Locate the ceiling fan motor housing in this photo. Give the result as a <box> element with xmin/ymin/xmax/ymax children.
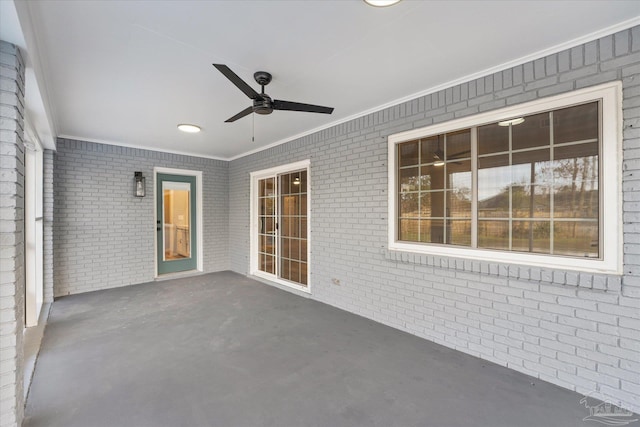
<box><xmin>253</xmin><ymin>95</ymin><xmax>274</xmax><ymax>115</ymax></box>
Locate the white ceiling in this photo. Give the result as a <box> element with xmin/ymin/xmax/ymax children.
<box><xmin>6</xmin><ymin>1</ymin><xmax>640</xmax><ymax>160</ymax></box>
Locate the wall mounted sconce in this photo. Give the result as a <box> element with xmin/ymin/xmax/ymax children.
<box><xmin>134</xmin><ymin>172</ymin><xmax>145</xmax><ymax>197</ymax></box>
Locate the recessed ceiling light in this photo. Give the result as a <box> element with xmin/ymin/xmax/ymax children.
<box><xmin>177</xmin><ymin>124</ymin><xmax>201</xmax><ymax>133</ymax></box>
<box><xmin>498</xmin><ymin>118</ymin><xmax>525</xmax><ymax>127</ymax></box>
<box><xmin>364</xmin><ymin>0</ymin><xmax>402</xmax><ymax>7</ymax></box>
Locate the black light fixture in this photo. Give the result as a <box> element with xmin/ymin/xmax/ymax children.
<box><xmin>293</xmin><ymin>176</ymin><xmax>301</xmax><ymax>185</ymax></box>
<box><xmin>134</xmin><ymin>172</ymin><xmax>145</xmax><ymax>197</ymax></box>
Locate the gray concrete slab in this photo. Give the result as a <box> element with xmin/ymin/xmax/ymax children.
<box><xmin>24</xmin><ymin>272</ymin><xmax>628</xmax><ymax>427</ymax></box>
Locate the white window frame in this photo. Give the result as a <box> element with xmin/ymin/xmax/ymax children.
<box><xmin>250</xmin><ymin>159</ymin><xmax>311</xmax><ymax>293</ymax></box>
<box><xmin>388</xmin><ymin>81</ymin><xmax>622</xmax><ymax>275</ymax></box>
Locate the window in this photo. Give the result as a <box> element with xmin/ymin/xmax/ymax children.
<box><xmin>251</xmin><ymin>160</ymin><xmax>310</xmax><ymax>292</ymax></box>
<box><xmin>389</xmin><ymin>82</ymin><xmax>622</xmax><ymax>274</ymax></box>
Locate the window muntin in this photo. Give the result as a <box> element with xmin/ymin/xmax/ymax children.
<box><xmin>258</xmin><ymin>177</ymin><xmax>276</xmax><ymax>275</ymax></box>
<box><xmin>398</xmin><ymin>130</ymin><xmax>472</xmax><ymax>245</ymax></box>
<box><xmin>389</xmin><ymin>83</ymin><xmax>621</xmax><ymax>274</ymax></box>
<box><xmin>251</xmin><ymin>160</ymin><xmax>311</xmax><ymax>293</ymax></box>
<box><xmin>279</xmin><ymin>170</ymin><xmax>308</xmax><ymax>286</ymax></box>
<box><xmin>397</xmin><ymin>101</ymin><xmax>599</xmax><ymax>258</ymax></box>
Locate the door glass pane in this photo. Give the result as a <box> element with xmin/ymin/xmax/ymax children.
<box><xmin>278</xmin><ymin>170</ymin><xmax>308</xmax><ymax>287</ymax></box>
<box><xmin>257</xmin><ymin>170</ymin><xmax>309</xmax><ymax>287</ymax></box>
<box><xmin>163</xmin><ymin>181</ymin><xmax>191</xmax><ymax>261</ymax></box>
<box><xmin>258</xmin><ymin>178</ymin><xmax>276</xmax><ymax>274</ymax></box>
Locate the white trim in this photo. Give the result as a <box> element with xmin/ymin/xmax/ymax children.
<box><xmin>153</xmin><ymin>167</ymin><xmax>204</xmax><ymax>277</ymax></box>
<box><xmin>16</xmin><ymin>1</ymin><xmax>60</xmax><ymax>140</ymax></box>
<box><xmin>388</xmin><ymin>81</ymin><xmax>622</xmax><ymax>275</ymax></box>
<box><xmin>24</xmin><ymin>142</ymin><xmax>44</xmax><ymax>328</ymax></box>
<box><xmin>249</xmin><ymin>159</ymin><xmax>311</xmax><ymax>294</ymax></box>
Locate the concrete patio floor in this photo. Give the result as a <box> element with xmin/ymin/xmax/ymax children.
<box><xmin>23</xmin><ymin>271</ymin><xmax>619</xmax><ymax>427</ymax></box>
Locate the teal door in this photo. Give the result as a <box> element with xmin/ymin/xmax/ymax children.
<box><xmin>157</xmin><ymin>173</ymin><xmax>197</xmax><ymax>274</ymax></box>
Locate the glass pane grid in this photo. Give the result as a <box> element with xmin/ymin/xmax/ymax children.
<box><xmin>399</xmin><ymin>101</ymin><xmax>600</xmax><ymax>259</ymax></box>
<box><xmin>257</xmin><ymin>171</ymin><xmax>309</xmax><ymax>286</ymax></box>
<box><xmin>398</xmin><ymin>131</ymin><xmax>472</xmax><ymax>246</ymax></box>
<box><xmin>258</xmin><ymin>177</ymin><xmax>277</xmax><ymax>275</ymax></box>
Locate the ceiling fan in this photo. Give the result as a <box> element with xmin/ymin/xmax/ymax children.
<box><xmin>213</xmin><ymin>64</ymin><xmax>334</xmax><ymax>123</ymax></box>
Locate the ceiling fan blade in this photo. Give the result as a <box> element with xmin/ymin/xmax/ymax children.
<box><xmin>449</xmin><ymin>149</ymin><xmax>471</xmax><ymax>159</ymax></box>
<box><xmin>225</xmin><ymin>106</ymin><xmax>254</xmax><ymax>123</ymax></box>
<box><xmin>213</xmin><ymin>64</ymin><xmax>262</xmax><ymax>100</ymax></box>
<box><xmin>273</xmin><ymin>100</ymin><xmax>334</xmax><ymax>114</ymax></box>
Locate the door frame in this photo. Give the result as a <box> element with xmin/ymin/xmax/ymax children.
<box><xmin>249</xmin><ymin>159</ymin><xmax>311</xmax><ymax>293</ymax></box>
<box><xmin>24</xmin><ymin>132</ymin><xmax>44</xmax><ymax>327</ymax></box>
<box><xmin>153</xmin><ymin>167</ymin><xmax>203</xmax><ymax>277</ymax></box>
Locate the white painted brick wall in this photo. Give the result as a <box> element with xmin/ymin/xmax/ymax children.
<box><xmin>53</xmin><ymin>140</ymin><xmax>229</xmax><ymax>296</ymax></box>
<box><xmin>229</xmin><ymin>27</ymin><xmax>640</xmax><ymax>412</ymax></box>
<box><xmin>0</xmin><ymin>41</ymin><xmax>25</xmax><ymax>427</ymax></box>
<box><xmin>43</xmin><ymin>150</ymin><xmax>53</xmax><ymax>303</ymax></box>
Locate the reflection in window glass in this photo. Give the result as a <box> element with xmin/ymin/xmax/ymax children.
<box><xmin>478</xmin><ymin>155</ymin><xmax>510</xmax><ymax>219</ymax></box>
<box><xmin>478</xmin><ymin>123</ymin><xmax>508</xmax><ymax>155</ymax></box>
<box><xmin>554</xmin><ymin>103</ymin><xmax>598</xmax><ymax>144</ymax></box>
<box><xmin>398</xmin><ymin>131</ymin><xmax>472</xmax><ymax>246</ymax></box>
<box><xmin>258</xmin><ymin>177</ymin><xmax>277</xmax><ymax>275</ymax></box>
<box><xmin>512</xmin><ymin>220</ymin><xmax>550</xmax><ymax>253</ymax></box>
<box><xmin>163</xmin><ymin>183</ymin><xmax>191</xmax><ymax>261</ymax></box>
<box><xmin>399</xmin><ymin>141</ymin><xmax>419</xmax><ymax>166</ymax></box>
<box><xmin>554</xmin><ymin>221</ymin><xmax>598</xmax><ymax>257</ymax></box>
<box><xmin>512</xmin><ymin>112</ymin><xmax>549</xmax><ymax>151</ymax></box>
<box><xmin>447</xmin><ymin>220</ymin><xmax>471</xmax><ymax>246</ymax></box>
<box><xmin>279</xmin><ymin>170</ymin><xmax>308</xmax><ymax>286</ymax></box>
<box><xmin>478</xmin><ymin>220</ymin><xmax>509</xmax><ymax>250</ymax></box>
<box><xmin>397</xmin><ymin>100</ymin><xmax>600</xmax><ymax>259</ymax></box>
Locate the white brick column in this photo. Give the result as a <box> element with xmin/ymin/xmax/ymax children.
<box><xmin>43</xmin><ymin>150</ymin><xmax>54</xmax><ymax>303</ymax></box>
<box><xmin>0</xmin><ymin>40</ymin><xmax>26</xmax><ymax>427</ymax></box>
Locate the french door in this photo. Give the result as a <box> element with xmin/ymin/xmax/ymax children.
<box><xmin>252</xmin><ymin>161</ymin><xmax>310</xmax><ymax>290</ymax></box>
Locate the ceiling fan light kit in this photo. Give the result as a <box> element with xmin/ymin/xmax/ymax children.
<box><xmin>213</xmin><ymin>64</ymin><xmax>334</xmax><ymax>123</ymax></box>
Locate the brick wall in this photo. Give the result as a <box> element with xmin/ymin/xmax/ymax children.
<box><xmin>53</xmin><ymin>139</ymin><xmax>229</xmax><ymax>296</ymax></box>
<box><xmin>229</xmin><ymin>27</ymin><xmax>640</xmax><ymax>412</ymax></box>
<box><xmin>43</xmin><ymin>149</ymin><xmax>53</xmax><ymax>303</ymax></box>
<box><xmin>0</xmin><ymin>41</ymin><xmax>25</xmax><ymax>427</ymax></box>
